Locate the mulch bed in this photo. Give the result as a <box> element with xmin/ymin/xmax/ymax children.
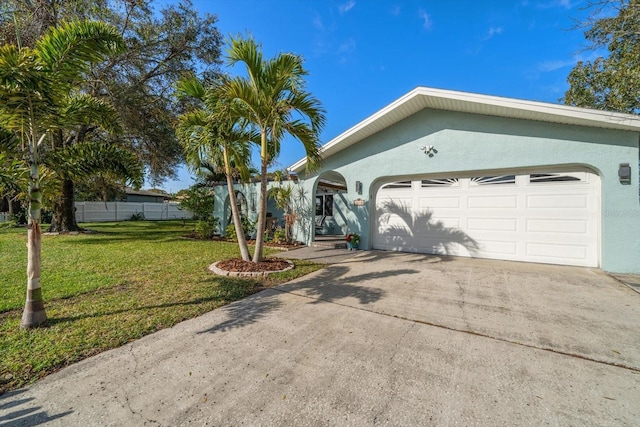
<box><xmin>216</xmin><ymin>257</ymin><xmax>293</xmax><ymax>273</ymax></box>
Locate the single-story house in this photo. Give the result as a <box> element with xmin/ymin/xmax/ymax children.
<box><xmin>214</xmin><ymin>87</ymin><xmax>640</xmax><ymax>273</ymax></box>
<box><xmin>123</xmin><ymin>188</ymin><xmax>171</xmax><ymax>203</ymax></box>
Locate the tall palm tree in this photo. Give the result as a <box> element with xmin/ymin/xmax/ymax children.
<box><xmin>176</xmin><ymin>74</ymin><xmax>256</xmax><ymax>261</ymax></box>
<box><xmin>0</xmin><ymin>20</ymin><xmax>124</xmax><ymax>328</ymax></box>
<box><xmin>227</xmin><ymin>36</ymin><xmax>325</xmax><ymax>262</ymax></box>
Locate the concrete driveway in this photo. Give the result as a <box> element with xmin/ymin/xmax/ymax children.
<box><xmin>2</xmin><ymin>251</ymin><xmax>640</xmax><ymax>426</ymax></box>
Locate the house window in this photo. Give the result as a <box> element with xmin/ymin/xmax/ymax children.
<box><xmin>529</xmin><ymin>173</ymin><xmax>583</xmax><ymax>183</ymax></box>
<box><xmin>316</xmin><ymin>194</ymin><xmax>334</xmax><ymax>216</ymax></box>
<box><xmin>381</xmin><ymin>181</ymin><xmax>412</xmax><ymax>190</ymax></box>
<box><xmin>421</xmin><ymin>178</ymin><xmax>459</xmax><ymax>187</ymax></box>
<box><xmin>470</xmin><ymin>175</ymin><xmax>516</xmax><ymax>185</ymax></box>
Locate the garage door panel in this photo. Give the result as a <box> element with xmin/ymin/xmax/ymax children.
<box><xmin>468</xmin><ymin>195</ymin><xmax>518</xmax><ymax>208</ymax></box>
<box><xmin>476</xmin><ymin>240</ymin><xmax>518</xmax><ymax>257</ymax></box>
<box><xmin>418</xmin><ymin>197</ymin><xmax>460</xmax><ymax>208</ymax></box>
<box><xmin>416</xmin><ymin>217</ymin><xmax>461</xmax><ymax>229</ymax></box>
<box><xmin>414</xmin><ymin>239</ymin><xmax>467</xmax><ymax>256</ymax></box>
<box><xmin>525</xmin><ymin>242</ymin><xmax>588</xmax><ymax>261</ymax></box>
<box><xmin>526</xmin><ymin>194</ymin><xmax>589</xmax><ymax>209</ymax></box>
<box><xmin>526</xmin><ymin>218</ymin><xmax>588</xmax><ymax>234</ymax></box>
<box><xmin>375</xmin><ymin>170</ymin><xmax>599</xmax><ymax>267</ymax></box>
<box><xmin>467</xmin><ymin>218</ymin><xmax>518</xmax><ymax>232</ymax></box>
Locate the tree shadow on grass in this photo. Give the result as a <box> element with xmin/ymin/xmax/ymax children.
<box><xmin>45</xmin><ymin>277</ymin><xmax>261</xmax><ymax>325</ymax></box>
<box><xmin>0</xmin><ymin>389</ymin><xmax>73</xmax><ymax>425</ymax></box>
<box><xmin>62</xmin><ymin>233</ymin><xmax>190</xmax><ymax>245</ymax></box>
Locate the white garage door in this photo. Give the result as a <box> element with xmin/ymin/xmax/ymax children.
<box><xmin>374</xmin><ymin>171</ymin><xmax>599</xmax><ymax>267</ymax></box>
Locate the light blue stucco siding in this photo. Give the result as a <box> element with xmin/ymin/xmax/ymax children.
<box><xmin>296</xmin><ymin>108</ymin><xmax>640</xmax><ymax>273</ymax></box>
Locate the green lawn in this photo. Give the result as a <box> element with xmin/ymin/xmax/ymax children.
<box><xmin>0</xmin><ymin>220</ymin><xmax>322</xmax><ymax>393</ymax></box>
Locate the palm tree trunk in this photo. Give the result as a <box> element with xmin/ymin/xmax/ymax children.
<box><xmin>224</xmin><ymin>151</ymin><xmax>251</xmax><ymax>261</ymax></box>
<box><xmin>21</xmin><ymin>156</ymin><xmax>47</xmax><ymax>328</ymax></box>
<box><xmin>49</xmin><ymin>178</ymin><xmax>82</xmax><ymax>232</ymax></box>
<box><xmin>252</xmin><ymin>156</ymin><xmax>268</xmax><ymax>263</ymax></box>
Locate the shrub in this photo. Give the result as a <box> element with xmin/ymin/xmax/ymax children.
<box><xmin>225</xmin><ymin>216</ymin><xmax>255</xmax><ymax>241</ymax></box>
<box><xmin>273</xmin><ymin>226</ymin><xmax>286</xmax><ymax>244</ymax></box>
<box><xmin>195</xmin><ymin>220</ymin><xmax>215</xmax><ymax>239</ymax></box>
<box><xmin>225</xmin><ymin>223</ymin><xmax>238</xmax><ymax>241</ymax></box>
<box><xmin>178</xmin><ymin>186</ymin><xmax>214</xmax><ymax>221</ymax></box>
<box><xmin>130</xmin><ymin>212</ymin><xmax>145</xmax><ymax>221</ymax></box>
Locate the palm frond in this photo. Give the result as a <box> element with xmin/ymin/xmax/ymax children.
<box><xmin>58</xmin><ymin>93</ymin><xmax>123</xmax><ymax>134</ymax></box>
<box><xmin>43</xmin><ymin>142</ymin><xmax>143</xmax><ymax>186</ymax></box>
<box><xmin>36</xmin><ymin>20</ymin><xmax>125</xmax><ymax>83</ymax></box>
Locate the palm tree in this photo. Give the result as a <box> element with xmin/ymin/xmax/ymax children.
<box><xmin>226</xmin><ymin>36</ymin><xmax>325</xmax><ymax>262</ymax></box>
<box><xmin>176</xmin><ymin>74</ymin><xmax>256</xmax><ymax>261</ymax></box>
<box><xmin>0</xmin><ymin>20</ymin><xmax>124</xmax><ymax>328</ymax></box>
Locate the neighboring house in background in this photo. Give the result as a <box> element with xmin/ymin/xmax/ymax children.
<box><xmin>123</xmin><ymin>188</ymin><xmax>171</xmax><ymax>203</ymax></box>
<box><xmin>214</xmin><ymin>87</ymin><xmax>640</xmax><ymax>274</ymax></box>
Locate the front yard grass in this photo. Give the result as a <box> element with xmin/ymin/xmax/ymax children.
<box><xmin>0</xmin><ymin>220</ymin><xmax>322</xmax><ymax>393</ymax></box>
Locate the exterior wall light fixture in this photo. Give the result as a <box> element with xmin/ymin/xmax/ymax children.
<box><xmin>619</xmin><ymin>163</ymin><xmax>631</xmax><ymax>185</ymax></box>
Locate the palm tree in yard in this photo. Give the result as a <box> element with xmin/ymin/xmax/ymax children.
<box><xmin>176</xmin><ymin>74</ymin><xmax>256</xmax><ymax>261</ymax></box>
<box><xmin>0</xmin><ymin>20</ymin><xmax>124</xmax><ymax>328</ymax></box>
<box><xmin>227</xmin><ymin>35</ymin><xmax>326</xmax><ymax>263</ymax></box>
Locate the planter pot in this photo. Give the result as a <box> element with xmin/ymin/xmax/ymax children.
<box><xmin>347</xmin><ymin>242</ymin><xmax>359</xmax><ymax>251</ymax></box>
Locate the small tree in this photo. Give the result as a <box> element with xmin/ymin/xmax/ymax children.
<box><xmin>179</xmin><ymin>185</ymin><xmax>215</xmax><ymax>221</ymax></box>
<box><xmin>0</xmin><ymin>20</ymin><xmax>125</xmax><ymax>328</ymax></box>
<box><xmin>268</xmin><ymin>174</ymin><xmax>298</xmax><ymax>244</ymax></box>
<box><xmin>178</xmin><ymin>185</ymin><xmax>219</xmax><ymax>238</ymax></box>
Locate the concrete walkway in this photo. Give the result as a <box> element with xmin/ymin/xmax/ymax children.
<box><xmin>2</xmin><ymin>251</ymin><xmax>640</xmax><ymax>426</ymax></box>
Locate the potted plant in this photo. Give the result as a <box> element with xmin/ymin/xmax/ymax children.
<box><xmin>346</xmin><ymin>233</ymin><xmax>360</xmax><ymax>250</ymax></box>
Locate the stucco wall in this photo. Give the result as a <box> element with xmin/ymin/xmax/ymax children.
<box><xmin>296</xmin><ymin>108</ymin><xmax>640</xmax><ymax>273</ymax></box>
<box><xmin>213</xmin><ymin>181</ymin><xmax>291</xmax><ymax>237</ymax></box>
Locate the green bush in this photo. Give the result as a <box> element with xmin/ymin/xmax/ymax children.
<box><xmin>130</xmin><ymin>212</ymin><xmax>145</xmax><ymax>221</ymax></box>
<box><xmin>195</xmin><ymin>220</ymin><xmax>214</xmax><ymax>238</ymax></box>
<box><xmin>224</xmin><ymin>216</ymin><xmax>254</xmax><ymax>241</ymax></box>
<box><xmin>178</xmin><ymin>186</ymin><xmax>214</xmax><ymax>221</ymax></box>
<box><xmin>273</xmin><ymin>226</ymin><xmax>286</xmax><ymax>244</ymax></box>
<box><xmin>225</xmin><ymin>223</ymin><xmax>238</xmax><ymax>241</ymax></box>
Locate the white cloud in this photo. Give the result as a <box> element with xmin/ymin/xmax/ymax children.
<box><xmin>537</xmin><ymin>58</ymin><xmax>576</xmax><ymax>72</ymax></box>
<box><xmin>312</xmin><ymin>12</ymin><xmax>324</xmax><ymax>31</ymax></box>
<box><xmin>337</xmin><ymin>38</ymin><xmax>356</xmax><ymax>54</ymax></box>
<box><xmin>537</xmin><ymin>51</ymin><xmax>603</xmax><ymax>73</ymax></box>
<box><xmin>419</xmin><ymin>9</ymin><xmax>432</xmax><ymax>30</ymax></box>
<box><xmin>535</xmin><ymin>0</ymin><xmax>578</xmax><ymax>9</ymax></box>
<box><xmin>483</xmin><ymin>26</ymin><xmax>503</xmax><ymax>40</ymax></box>
<box><xmin>338</xmin><ymin>0</ymin><xmax>356</xmax><ymax>14</ymax></box>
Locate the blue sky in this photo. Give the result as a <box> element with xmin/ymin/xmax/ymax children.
<box><xmin>161</xmin><ymin>0</ymin><xmax>596</xmax><ymax>192</ymax></box>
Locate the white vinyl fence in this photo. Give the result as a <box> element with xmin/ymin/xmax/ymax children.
<box><xmin>0</xmin><ymin>212</ymin><xmax>10</xmax><ymax>223</ymax></box>
<box><xmin>75</xmin><ymin>202</ymin><xmax>192</xmax><ymax>223</ymax></box>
